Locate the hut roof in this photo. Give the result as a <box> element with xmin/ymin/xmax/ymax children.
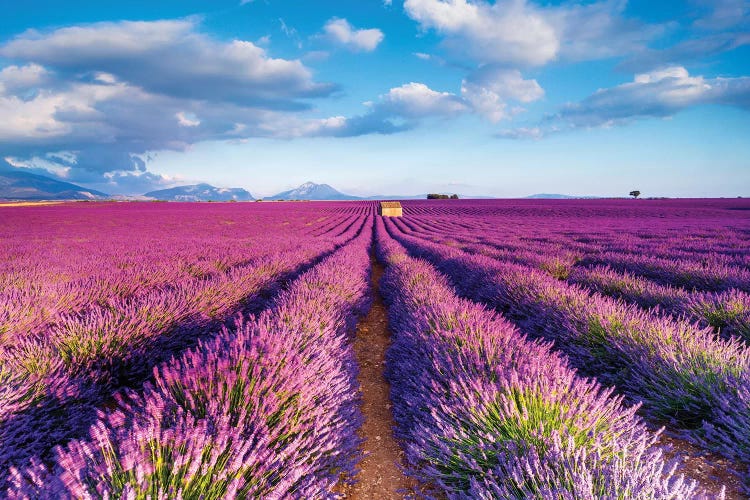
<box><xmin>380</xmin><ymin>201</ymin><xmax>402</xmax><ymax>208</ymax></box>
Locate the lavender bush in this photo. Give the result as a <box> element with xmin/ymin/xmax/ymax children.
<box><xmin>375</xmin><ymin>218</ymin><xmax>694</xmax><ymax>498</ymax></box>
<box><xmin>8</xmin><ymin>216</ymin><xmax>374</xmax><ymax>498</ymax></box>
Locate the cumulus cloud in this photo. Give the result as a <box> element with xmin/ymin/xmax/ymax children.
<box><xmin>405</xmin><ymin>0</ymin><xmax>558</xmax><ymax>66</ymax></box>
<box><xmin>0</xmin><ymin>19</ymin><xmax>345</xmax><ymax>193</ymax></box>
<box><xmin>0</xmin><ymin>64</ymin><xmax>50</xmax><ymax>94</ymax></box>
<box><xmin>461</xmin><ymin>67</ymin><xmax>543</xmax><ymax>122</ymax></box>
<box><xmin>380</xmin><ymin>82</ymin><xmax>467</xmax><ymax>117</ymax></box>
<box><xmin>1</xmin><ymin>19</ymin><xmax>333</xmax><ymax>108</ymax></box>
<box><xmin>404</xmin><ymin>0</ymin><xmax>662</xmax><ymax>66</ymax></box>
<box><xmin>501</xmin><ymin>66</ymin><xmax>750</xmax><ymax>138</ymax></box>
<box><xmin>318</xmin><ymin>75</ymin><xmax>543</xmax><ymax>136</ymax></box>
<box><xmin>555</xmin><ymin>66</ymin><xmax>750</xmax><ymax>127</ymax></box>
<box><xmin>322</xmin><ymin>18</ymin><xmax>384</xmax><ymax>52</ymax></box>
<box><xmin>302</xmin><ymin>82</ymin><xmax>465</xmax><ymax>137</ymax></box>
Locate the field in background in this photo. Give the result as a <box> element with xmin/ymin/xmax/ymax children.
<box><xmin>1</xmin><ymin>198</ymin><xmax>749</xmax><ymax>498</ymax></box>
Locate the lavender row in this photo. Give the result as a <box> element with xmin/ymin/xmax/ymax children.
<box><xmin>569</xmin><ymin>266</ymin><xmax>750</xmax><ymax>343</ymax></box>
<box><xmin>397</xmin><ymin>214</ymin><xmax>750</xmax><ymax>293</ymax></box>
<box><xmin>398</xmin><ymin>220</ymin><xmax>750</xmax><ymax>343</ymax></box>
<box><xmin>393</xmin><ymin>216</ymin><xmax>750</xmax><ymax>344</ymax></box>
<box><xmin>0</xmin><ymin>204</ymin><xmax>354</xmax><ymax>344</ymax></box>
<box><xmin>0</xmin><ymin>236</ymin><xmax>324</xmax><ymax>346</ymax></box>
<box><xmin>0</xmin><ymin>217</ymin><xmax>367</xmax><ymax>484</ymax></box>
<box><xmin>577</xmin><ymin>251</ymin><xmax>750</xmax><ymax>293</ymax></box>
<box><xmin>374</xmin><ymin>218</ymin><xmax>694</xmax><ymax>498</ymax></box>
<box><xmin>8</xmin><ymin>217</ymin><xmax>374</xmax><ymax>498</ymax></box>
<box><xmin>384</xmin><ymin>218</ymin><xmax>750</xmax><ymax>477</ymax></box>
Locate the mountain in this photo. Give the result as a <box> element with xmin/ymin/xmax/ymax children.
<box><xmin>144</xmin><ymin>184</ymin><xmax>254</xmax><ymax>201</ymax></box>
<box><xmin>525</xmin><ymin>193</ymin><xmax>577</xmax><ymax>199</ymax></box>
<box><xmin>363</xmin><ymin>193</ymin><xmax>494</xmax><ymax>200</ymax></box>
<box><xmin>524</xmin><ymin>193</ymin><xmax>600</xmax><ymax>199</ymax></box>
<box><xmin>0</xmin><ymin>169</ymin><xmax>108</xmax><ymax>200</ymax></box>
<box><xmin>269</xmin><ymin>182</ymin><xmax>359</xmax><ymax>200</ymax></box>
<box><xmin>363</xmin><ymin>194</ymin><xmax>425</xmax><ymax>200</ymax></box>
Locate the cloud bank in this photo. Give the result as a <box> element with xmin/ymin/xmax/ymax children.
<box><xmin>0</xmin><ymin>19</ymin><xmax>347</xmax><ymax>193</ymax></box>
<box><xmin>499</xmin><ymin>66</ymin><xmax>750</xmax><ymax>138</ymax></box>
<box><xmin>403</xmin><ymin>0</ymin><xmax>661</xmax><ymax>66</ymax></box>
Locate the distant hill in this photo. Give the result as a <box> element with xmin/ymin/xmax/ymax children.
<box><xmin>365</xmin><ymin>194</ymin><xmax>494</xmax><ymax>200</ymax></box>
<box><xmin>525</xmin><ymin>193</ymin><xmax>577</xmax><ymax>199</ymax></box>
<box><xmin>270</xmin><ymin>182</ymin><xmax>359</xmax><ymax>200</ymax></box>
<box><xmin>363</xmin><ymin>194</ymin><xmax>425</xmax><ymax>200</ymax></box>
<box><xmin>525</xmin><ymin>193</ymin><xmax>600</xmax><ymax>199</ymax></box>
<box><xmin>144</xmin><ymin>184</ymin><xmax>254</xmax><ymax>201</ymax></box>
<box><xmin>0</xmin><ymin>169</ymin><xmax>108</xmax><ymax>200</ymax></box>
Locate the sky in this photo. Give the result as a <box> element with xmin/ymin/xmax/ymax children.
<box><xmin>0</xmin><ymin>0</ymin><xmax>748</xmax><ymax>198</ymax></box>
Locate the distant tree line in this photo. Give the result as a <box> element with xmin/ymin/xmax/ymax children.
<box><xmin>427</xmin><ymin>194</ymin><xmax>459</xmax><ymax>199</ymax></box>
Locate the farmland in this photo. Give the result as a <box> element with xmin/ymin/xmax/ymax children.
<box><xmin>1</xmin><ymin>198</ymin><xmax>750</xmax><ymax>498</ymax></box>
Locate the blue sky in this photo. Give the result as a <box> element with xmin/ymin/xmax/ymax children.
<box><xmin>1</xmin><ymin>0</ymin><xmax>748</xmax><ymax>197</ymax></box>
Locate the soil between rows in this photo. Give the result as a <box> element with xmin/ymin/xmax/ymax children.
<box><xmin>339</xmin><ymin>254</ymin><xmax>421</xmax><ymax>499</ymax></box>
<box><xmin>657</xmin><ymin>432</ymin><xmax>746</xmax><ymax>499</ymax></box>
<box><xmin>339</xmin><ymin>250</ymin><xmax>745</xmax><ymax>499</ymax></box>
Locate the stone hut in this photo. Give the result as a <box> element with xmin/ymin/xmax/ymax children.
<box><xmin>378</xmin><ymin>201</ymin><xmax>402</xmax><ymax>217</ymax></box>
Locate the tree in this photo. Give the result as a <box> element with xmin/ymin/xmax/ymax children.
<box><xmin>629</xmin><ymin>190</ymin><xmax>641</xmax><ymax>199</ymax></box>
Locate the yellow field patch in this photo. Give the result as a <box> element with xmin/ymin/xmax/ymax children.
<box><xmin>0</xmin><ymin>201</ymin><xmax>65</xmax><ymax>207</ymax></box>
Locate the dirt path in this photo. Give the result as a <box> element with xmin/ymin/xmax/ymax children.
<box><xmin>340</xmin><ymin>254</ymin><xmax>421</xmax><ymax>499</ymax></box>
<box><xmin>657</xmin><ymin>432</ymin><xmax>746</xmax><ymax>499</ymax></box>
<box><xmin>340</xmin><ymin>253</ymin><xmax>746</xmax><ymax>499</ymax></box>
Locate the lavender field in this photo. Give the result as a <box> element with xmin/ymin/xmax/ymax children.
<box><xmin>2</xmin><ymin>199</ymin><xmax>750</xmax><ymax>498</ymax></box>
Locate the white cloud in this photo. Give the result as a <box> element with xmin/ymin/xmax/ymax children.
<box><xmin>4</xmin><ymin>155</ymin><xmax>72</xmax><ymax>177</ymax></box>
<box><xmin>549</xmin><ymin>0</ymin><xmax>664</xmax><ymax>62</ymax></box>
<box><xmin>0</xmin><ymin>79</ymin><xmax>129</xmax><ymax>141</ymax></box>
<box><xmin>0</xmin><ymin>63</ymin><xmax>49</xmax><ymax>94</ymax></box>
<box><xmin>404</xmin><ymin>0</ymin><xmax>662</xmax><ymax>66</ymax></box>
<box><xmin>176</xmin><ymin>111</ymin><xmax>201</xmax><ymax>127</ymax></box>
<box><xmin>381</xmin><ymin>82</ymin><xmax>467</xmax><ymax>117</ymax></box>
<box><xmin>93</xmin><ymin>72</ymin><xmax>117</xmax><ymax>84</ymax></box>
<box><xmin>501</xmin><ymin>66</ymin><xmax>750</xmax><ymax>138</ymax></box>
<box><xmin>1</xmin><ymin>19</ymin><xmax>332</xmax><ymax>106</ymax></box>
<box><xmin>404</xmin><ymin>0</ymin><xmax>558</xmax><ymax>66</ymax></box>
<box><xmin>0</xmin><ymin>19</ymin><xmax>344</xmax><ymax>193</ymax></box>
<box><xmin>315</xmin><ymin>74</ymin><xmax>546</xmax><ymax>138</ymax></box>
<box><xmin>461</xmin><ymin>67</ymin><xmax>544</xmax><ymax>121</ymax></box>
<box><xmin>301</xmin><ymin>82</ymin><xmax>469</xmax><ymax>137</ymax></box>
<box><xmin>556</xmin><ymin>66</ymin><xmax>750</xmax><ymax>128</ymax></box>
<box><xmin>323</xmin><ymin>18</ymin><xmax>384</xmax><ymax>52</ymax></box>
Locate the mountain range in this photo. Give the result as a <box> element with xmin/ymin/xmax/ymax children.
<box><xmin>144</xmin><ymin>184</ymin><xmax>254</xmax><ymax>201</ymax></box>
<box><xmin>524</xmin><ymin>193</ymin><xmax>602</xmax><ymax>199</ymax></box>
<box><xmin>1</xmin><ymin>170</ymin><xmax>592</xmax><ymax>202</ymax></box>
<box><xmin>0</xmin><ymin>169</ymin><xmax>108</xmax><ymax>200</ymax></box>
<box><xmin>267</xmin><ymin>182</ymin><xmax>486</xmax><ymax>200</ymax></box>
